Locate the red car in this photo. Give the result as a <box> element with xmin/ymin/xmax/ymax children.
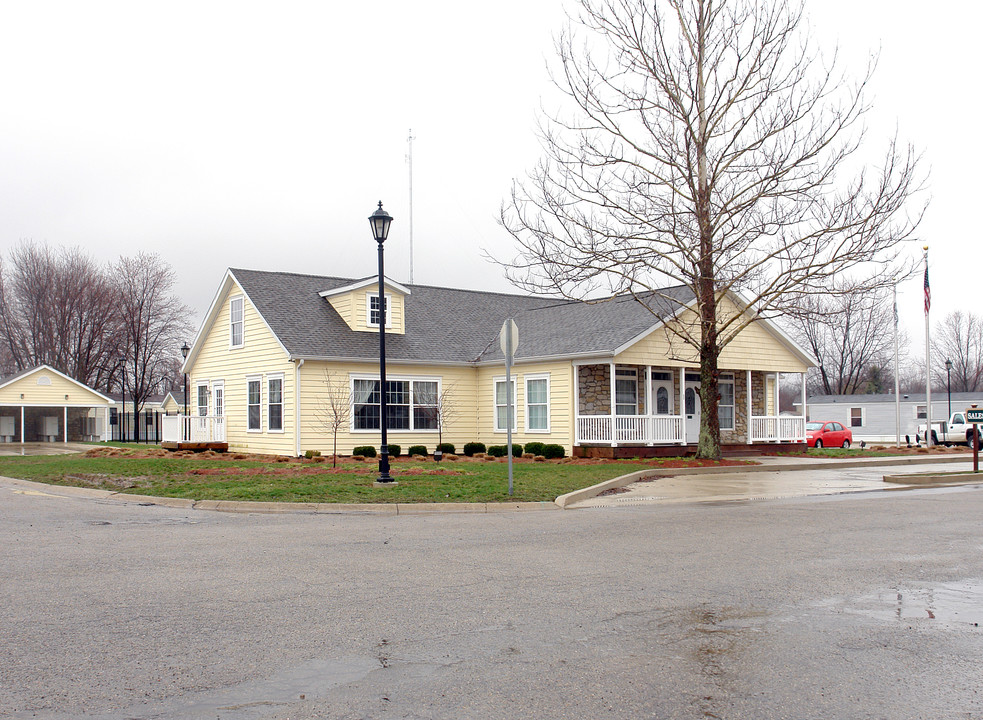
<box><xmin>806</xmin><ymin>421</ymin><xmax>853</xmax><ymax>449</ymax></box>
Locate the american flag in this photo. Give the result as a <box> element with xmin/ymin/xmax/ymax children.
<box><xmin>924</xmin><ymin>264</ymin><xmax>931</xmax><ymax>315</ymax></box>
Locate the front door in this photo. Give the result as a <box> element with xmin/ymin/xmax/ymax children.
<box><xmin>684</xmin><ymin>373</ymin><xmax>701</xmax><ymax>441</ymax></box>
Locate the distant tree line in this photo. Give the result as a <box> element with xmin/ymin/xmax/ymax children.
<box><xmin>0</xmin><ymin>241</ymin><xmax>193</xmax><ymax>414</ymax></box>
<box><xmin>786</xmin><ymin>285</ymin><xmax>983</xmax><ymax>397</ymax></box>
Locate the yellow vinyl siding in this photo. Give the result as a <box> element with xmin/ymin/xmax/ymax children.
<box><xmin>296</xmin><ymin>361</ymin><xmax>477</xmax><ymax>456</ymax></box>
<box><xmin>325</xmin><ymin>293</ymin><xmax>354</xmax><ymax>327</ymax></box>
<box><xmin>189</xmin><ymin>280</ymin><xmax>296</xmax><ymax>455</ymax></box>
<box><xmin>0</xmin><ymin>370</ymin><xmax>107</xmax><ymax>406</ymax></box>
<box><xmin>476</xmin><ymin>360</ymin><xmax>575</xmax><ymax>455</ymax></box>
<box><xmin>616</xmin><ymin>296</ymin><xmax>809</xmax><ymax>373</ymax></box>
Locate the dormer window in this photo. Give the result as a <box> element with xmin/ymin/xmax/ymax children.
<box><xmin>367</xmin><ymin>293</ymin><xmax>392</xmax><ymax>328</ymax></box>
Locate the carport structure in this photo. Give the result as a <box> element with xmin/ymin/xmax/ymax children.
<box><xmin>0</xmin><ymin>365</ymin><xmax>112</xmax><ymax>444</ymax></box>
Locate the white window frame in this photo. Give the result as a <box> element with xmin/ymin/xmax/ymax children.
<box><xmin>366</xmin><ymin>293</ymin><xmax>393</xmax><ymax>329</ymax></box>
<box><xmin>915</xmin><ymin>405</ymin><xmax>927</xmax><ymax>420</ymax></box>
<box><xmin>350</xmin><ymin>374</ymin><xmax>441</xmax><ymax>433</ymax></box>
<box><xmin>267</xmin><ymin>374</ymin><xmax>284</xmax><ymax>433</ymax></box>
<box><xmin>494</xmin><ymin>376</ymin><xmax>517</xmax><ymax>432</ymax></box>
<box><xmin>615</xmin><ymin>367</ymin><xmax>638</xmax><ymax>416</ymax></box>
<box><xmin>524</xmin><ymin>374</ymin><xmax>550</xmax><ymax>433</ymax></box>
<box><xmin>718</xmin><ymin>373</ymin><xmax>735</xmax><ymax>431</ymax></box>
<box><xmin>246</xmin><ymin>375</ymin><xmax>262</xmax><ymax>432</ymax></box>
<box><xmin>850</xmin><ymin>407</ymin><xmax>864</xmax><ymax>428</ymax></box>
<box><xmin>230</xmin><ymin>295</ymin><xmax>244</xmax><ymax>349</ymax></box>
<box><xmin>195</xmin><ymin>381</ymin><xmax>209</xmax><ymax>417</ymax></box>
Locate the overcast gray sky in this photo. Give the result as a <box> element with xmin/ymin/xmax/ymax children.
<box><xmin>1</xmin><ymin>0</ymin><xmax>978</xmax><ymax>356</ymax></box>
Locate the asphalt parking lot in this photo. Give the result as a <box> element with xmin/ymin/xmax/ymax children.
<box><xmin>2</xmin><ymin>460</ymin><xmax>982</xmax><ymax>720</ymax></box>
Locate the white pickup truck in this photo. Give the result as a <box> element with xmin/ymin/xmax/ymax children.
<box><xmin>916</xmin><ymin>411</ymin><xmax>982</xmax><ymax>446</ymax></box>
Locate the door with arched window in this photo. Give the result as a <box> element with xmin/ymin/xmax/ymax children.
<box><xmin>684</xmin><ymin>373</ymin><xmax>701</xmax><ymax>440</ymax></box>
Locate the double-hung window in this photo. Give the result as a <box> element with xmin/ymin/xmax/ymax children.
<box><xmin>230</xmin><ymin>296</ymin><xmax>244</xmax><ymax>348</ymax></box>
<box><xmin>525</xmin><ymin>376</ymin><xmax>549</xmax><ymax>432</ymax></box>
<box><xmin>850</xmin><ymin>407</ymin><xmax>863</xmax><ymax>428</ymax></box>
<box><xmin>196</xmin><ymin>383</ymin><xmax>209</xmax><ymax>417</ymax></box>
<box><xmin>352</xmin><ymin>377</ymin><xmax>440</xmax><ymax>431</ymax></box>
<box><xmin>247</xmin><ymin>377</ymin><xmax>262</xmax><ymax>431</ymax></box>
<box><xmin>367</xmin><ymin>293</ymin><xmax>391</xmax><ymax>328</ymax></box>
<box><xmin>718</xmin><ymin>374</ymin><xmax>735</xmax><ymax>430</ymax></box>
<box><xmin>268</xmin><ymin>376</ymin><xmax>283</xmax><ymax>432</ymax></box>
<box><xmin>494</xmin><ymin>378</ymin><xmax>516</xmax><ymax>432</ymax></box>
<box><xmin>615</xmin><ymin>368</ymin><xmax>638</xmax><ymax>416</ymax></box>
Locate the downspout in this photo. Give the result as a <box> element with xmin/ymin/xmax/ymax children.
<box><xmin>294</xmin><ymin>359</ymin><xmax>305</xmax><ymax>457</ymax></box>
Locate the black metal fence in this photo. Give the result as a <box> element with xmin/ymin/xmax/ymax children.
<box><xmin>110</xmin><ymin>409</ymin><xmax>162</xmax><ymax>443</ymax></box>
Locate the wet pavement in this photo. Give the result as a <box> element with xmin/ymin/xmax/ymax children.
<box><xmin>0</xmin><ymin>441</ymin><xmax>93</xmax><ymax>456</ymax></box>
<box><xmin>565</xmin><ymin>456</ymin><xmax>980</xmax><ymax>508</ymax></box>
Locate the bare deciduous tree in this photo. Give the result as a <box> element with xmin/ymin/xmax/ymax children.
<box><xmin>932</xmin><ymin>311</ymin><xmax>983</xmax><ymax>392</ymax></box>
<box><xmin>115</xmin><ymin>253</ymin><xmax>192</xmax><ymax>428</ymax></box>
<box><xmin>499</xmin><ymin>0</ymin><xmax>924</xmax><ymax>458</ymax></box>
<box><xmin>0</xmin><ymin>242</ymin><xmax>124</xmax><ymax>387</ymax></box>
<box><xmin>790</xmin><ymin>286</ymin><xmax>900</xmax><ymax>396</ymax></box>
<box><xmin>315</xmin><ymin>370</ymin><xmax>352</xmax><ymax>466</ymax></box>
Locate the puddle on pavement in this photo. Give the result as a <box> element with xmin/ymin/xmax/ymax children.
<box><xmin>824</xmin><ymin>579</ymin><xmax>983</xmax><ymax>627</ymax></box>
<box><xmin>119</xmin><ymin>655</ymin><xmax>380</xmax><ymax>719</ymax></box>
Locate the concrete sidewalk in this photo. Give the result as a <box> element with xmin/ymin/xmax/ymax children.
<box><xmin>558</xmin><ymin>454</ymin><xmax>982</xmax><ymax>509</ymax></box>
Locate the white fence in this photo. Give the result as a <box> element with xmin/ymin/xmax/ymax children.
<box><xmin>749</xmin><ymin>415</ymin><xmax>806</xmax><ymax>443</ymax></box>
<box><xmin>577</xmin><ymin>415</ymin><xmax>684</xmax><ymax>445</ymax></box>
<box><xmin>161</xmin><ymin>415</ymin><xmax>227</xmax><ymax>443</ymax></box>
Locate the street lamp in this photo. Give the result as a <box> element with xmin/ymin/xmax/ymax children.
<box><xmin>945</xmin><ymin>358</ymin><xmax>953</xmax><ymax>421</ymax></box>
<box><xmin>181</xmin><ymin>342</ymin><xmax>190</xmax><ymax>443</ymax></box>
<box><xmin>369</xmin><ymin>201</ymin><xmax>395</xmax><ymax>484</ymax></box>
<box><xmin>118</xmin><ymin>355</ymin><xmax>126</xmax><ymax>443</ymax></box>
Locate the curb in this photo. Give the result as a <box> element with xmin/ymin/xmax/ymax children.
<box><xmin>1</xmin><ymin>476</ymin><xmax>558</xmax><ymax>515</ymax></box>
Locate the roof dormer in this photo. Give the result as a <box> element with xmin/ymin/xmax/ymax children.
<box><xmin>319</xmin><ymin>277</ymin><xmax>410</xmax><ymax>334</ymax></box>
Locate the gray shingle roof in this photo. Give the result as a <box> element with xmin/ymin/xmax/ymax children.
<box><xmin>229</xmin><ymin>268</ymin><xmax>695</xmax><ymax>364</ymax></box>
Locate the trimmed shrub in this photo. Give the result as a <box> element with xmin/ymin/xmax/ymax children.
<box><xmin>463</xmin><ymin>442</ymin><xmax>486</xmax><ymax>457</ymax></box>
<box><xmin>352</xmin><ymin>445</ymin><xmax>377</xmax><ymax>458</ymax></box>
<box><xmin>387</xmin><ymin>444</ymin><xmax>401</xmax><ymax>458</ymax></box>
<box><xmin>523</xmin><ymin>441</ymin><xmax>545</xmax><ymax>457</ymax></box>
<box><xmin>542</xmin><ymin>444</ymin><xmax>565</xmax><ymax>459</ymax></box>
<box><xmin>437</xmin><ymin>442</ymin><xmax>456</xmax><ymax>454</ymax></box>
<box><xmin>408</xmin><ymin>445</ymin><xmax>428</xmax><ymax>457</ymax></box>
<box><xmin>487</xmin><ymin>445</ymin><xmax>506</xmax><ymax>457</ymax></box>
<box><xmin>304</xmin><ymin>449</ymin><xmax>321</xmax><ymax>459</ymax></box>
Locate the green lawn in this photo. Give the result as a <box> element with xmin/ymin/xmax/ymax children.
<box><xmin>0</xmin><ymin>446</ymin><xmax>743</xmax><ymax>504</ymax></box>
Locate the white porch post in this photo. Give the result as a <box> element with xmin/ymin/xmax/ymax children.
<box><xmin>573</xmin><ymin>363</ymin><xmax>581</xmax><ymax>446</ymax></box>
<box><xmin>104</xmin><ymin>406</ymin><xmax>110</xmax><ymax>442</ymax></box>
<box><xmin>746</xmin><ymin>369</ymin><xmax>753</xmax><ymax>445</ymax></box>
<box><xmin>645</xmin><ymin>365</ymin><xmax>653</xmax><ymax>446</ymax></box>
<box><xmin>609</xmin><ymin>361</ymin><xmax>617</xmax><ymax>447</ymax></box>
<box><xmin>679</xmin><ymin>368</ymin><xmax>686</xmax><ymax>444</ymax></box>
<box><xmin>63</xmin><ymin>406</ymin><xmax>68</xmax><ymax>443</ymax></box>
<box><xmin>801</xmin><ymin>373</ymin><xmax>807</xmax><ymax>421</ymax></box>
<box><xmin>20</xmin><ymin>405</ymin><xmax>24</xmax><ymax>444</ymax></box>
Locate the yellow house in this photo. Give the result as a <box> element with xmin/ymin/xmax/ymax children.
<box><xmin>171</xmin><ymin>268</ymin><xmax>815</xmax><ymax>457</ymax></box>
<box><xmin>0</xmin><ymin>365</ymin><xmax>113</xmax><ymax>443</ymax></box>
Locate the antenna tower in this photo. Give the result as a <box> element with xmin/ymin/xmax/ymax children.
<box><xmin>407</xmin><ymin>129</ymin><xmax>415</xmax><ymax>284</ymax></box>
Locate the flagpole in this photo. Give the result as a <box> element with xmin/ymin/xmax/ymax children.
<box><xmin>894</xmin><ymin>280</ymin><xmax>900</xmax><ymax>447</ymax></box>
<box><xmin>924</xmin><ymin>246</ymin><xmax>932</xmax><ymax>447</ymax></box>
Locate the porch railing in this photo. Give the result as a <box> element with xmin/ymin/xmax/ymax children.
<box><xmin>750</xmin><ymin>415</ymin><xmax>805</xmax><ymax>443</ymax></box>
<box><xmin>161</xmin><ymin>415</ymin><xmax>227</xmax><ymax>444</ymax></box>
<box><xmin>577</xmin><ymin>415</ymin><xmax>684</xmax><ymax>445</ymax></box>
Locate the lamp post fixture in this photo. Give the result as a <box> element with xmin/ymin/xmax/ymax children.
<box><xmin>181</xmin><ymin>342</ymin><xmax>190</xmax><ymax>443</ymax></box>
<box><xmin>945</xmin><ymin>358</ymin><xmax>953</xmax><ymax>421</ymax></box>
<box><xmin>369</xmin><ymin>201</ymin><xmax>395</xmax><ymax>484</ymax></box>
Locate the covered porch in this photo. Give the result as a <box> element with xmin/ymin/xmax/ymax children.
<box><xmin>574</xmin><ymin>363</ymin><xmax>806</xmax><ymax>448</ymax></box>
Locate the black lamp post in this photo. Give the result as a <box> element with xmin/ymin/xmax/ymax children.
<box><xmin>945</xmin><ymin>358</ymin><xmax>953</xmax><ymax>420</ymax></box>
<box><xmin>118</xmin><ymin>355</ymin><xmax>127</xmax><ymax>443</ymax></box>
<box><xmin>181</xmin><ymin>342</ymin><xmax>190</xmax><ymax>443</ymax></box>
<box><xmin>369</xmin><ymin>201</ymin><xmax>395</xmax><ymax>483</ymax></box>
